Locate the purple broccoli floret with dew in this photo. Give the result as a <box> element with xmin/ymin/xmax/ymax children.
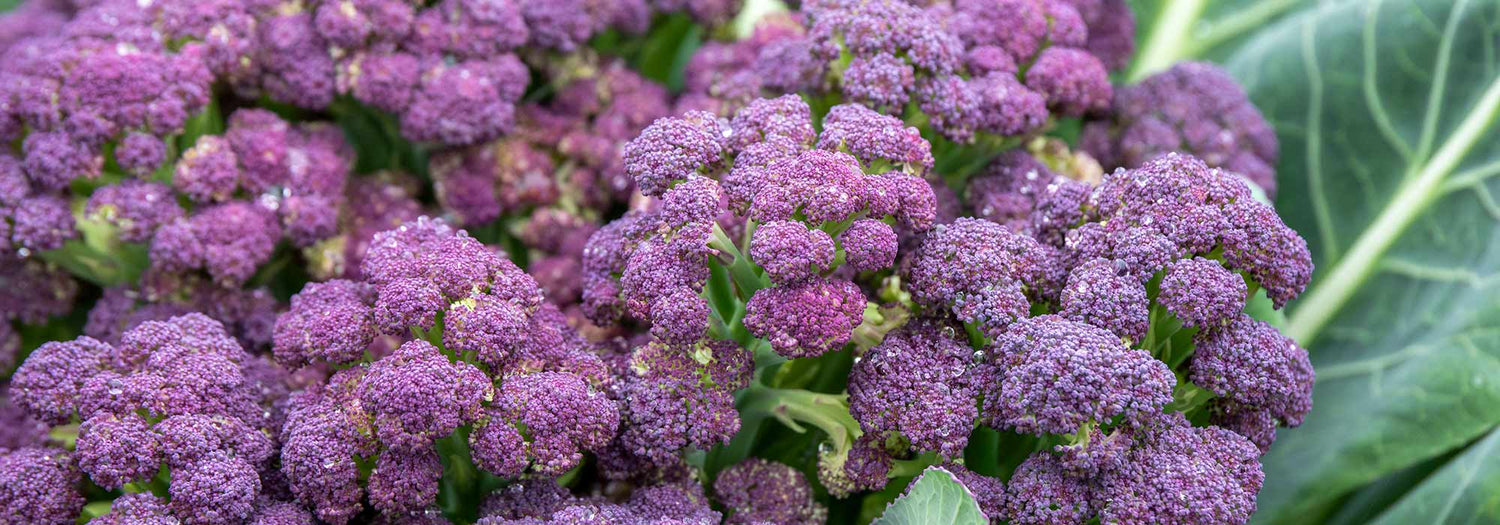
<box><xmin>74</xmin><ymin>412</ymin><xmax>162</xmax><ymax>489</ymax></box>
<box><xmin>749</xmin><ymin>220</ymin><xmax>837</xmax><ymax>285</ymax></box>
<box><xmin>743</xmin><ymin>278</ymin><xmax>867</xmax><ymax>359</ymax></box>
<box><xmin>1094</xmin><ymin>414</ymin><xmax>1264</xmax><ymax>525</ymax></box>
<box><xmin>983</xmin><ymin>315</ymin><xmax>1175</xmax><ymax>436</ymax></box>
<box><xmin>86</xmin><ymin>180</ymin><xmax>184</xmax><ymax>244</ymax></box>
<box><xmin>1082</xmin><ymin>62</ymin><xmax>1280</xmax><ymax>197</ymax></box>
<box><xmin>838</xmin><ymin>219</ymin><xmax>899</xmax><ymax>273</ymax></box>
<box><xmin>817</xmin><ymin>103</ymin><xmax>934</xmax><ymax>176</ymax></box>
<box><xmin>714</xmin><ymin>458</ymin><xmax>828</xmax><ymax>525</ymax></box>
<box><xmin>1075</xmin><ymin>153</ymin><xmax>1311</xmax><ymax>307</ymax></box>
<box><xmin>1190</xmin><ymin>314</ymin><xmax>1314</xmax><ymax>429</ymax></box>
<box><xmin>1058</xmin><ymin>258</ymin><xmax>1150</xmax><ymax>343</ymax></box>
<box><xmin>1001</xmin><ymin>452</ymin><xmax>1093</xmax><ymax>525</ymax></box>
<box><xmin>368</xmin><ymin>448</ymin><xmax>443</xmax><ymax>515</ymax></box>
<box><xmin>906</xmin><ymin>217</ymin><xmax>1052</xmax><ymax>338</ymax></box>
<box><xmin>623</xmin><ymin>110</ymin><xmax>730</xmax><ymax>197</ymax></box>
<box><xmin>356</xmin><ymin>339</ymin><xmax>492</xmax><ymax>451</ymax></box>
<box><xmin>849</xmin><ymin>319</ymin><xmax>981</xmax><ymax>459</ymax></box>
<box><xmin>1157</xmin><ymin>257</ymin><xmax>1248</xmax><ymax>328</ymax></box>
<box><xmin>0</xmin><ymin>447</ymin><xmax>84</xmax><ymax>525</ymax></box>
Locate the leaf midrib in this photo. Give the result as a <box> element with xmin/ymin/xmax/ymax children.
<box><xmin>1286</xmin><ymin>72</ymin><xmax>1500</xmax><ymax>344</ymax></box>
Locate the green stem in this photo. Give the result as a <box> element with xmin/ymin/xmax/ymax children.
<box><xmin>740</xmin><ymin>385</ymin><xmax>860</xmax><ymax>449</ymax></box>
<box><xmin>78</xmin><ymin>501</ymin><xmax>115</xmax><ymax>523</ymax></box>
<box><xmin>1128</xmin><ymin>0</ymin><xmax>1208</xmax><ymax>82</ymax></box>
<box><xmin>436</xmin><ymin>427</ymin><xmax>482</xmax><ymax>523</ymax></box>
<box><xmin>889</xmin><ymin>452</ymin><xmax>940</xmax><ymax>478</ymax></box>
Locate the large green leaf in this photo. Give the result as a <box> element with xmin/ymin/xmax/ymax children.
<box><xmin>1125</xmin><ymin>0</ymin><xmax>1310</xmax><ymax>81</ymax></box>
<box><xmin>1368</xmin><ymin>426</ymin><xmax>1500</xmax><ymax>524</ymax></box>
<box><xmin>1212</xmin><ymin>0</ymin><xmax>1500</xmax><ymax>523</ymax></box>
<box><xmin>870</xmin><ymin>467</ymin><xmax>987</xmax><ymax>525</ymax></box>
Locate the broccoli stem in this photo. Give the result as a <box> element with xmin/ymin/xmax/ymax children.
<box><xmin>709</xmin><ymin>222</ymin><xmax>767</xmax><ymax>300</ymax></box>
<box><xmin>435</xmin><ymin>426</ymin><xmax>485</xmax><ymax>524</ymax></box>
<box><xmin>740</xmin><ymin>384</ymin><xmax>860</xmax><ymax>450</ymax></box>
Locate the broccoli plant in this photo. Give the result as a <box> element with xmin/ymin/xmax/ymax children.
<box><xmin>0</xmin><ymin>0</ymin><xmax>1372</xmax><ymax>522</ymax></box>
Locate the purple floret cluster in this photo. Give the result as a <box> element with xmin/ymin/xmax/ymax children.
<box><xmin>0</xmin><ymin>1</ymin><xmax>1312</xmax><ymax>523</ymax></box>
<box><xmin>8</xmin><ymin>314</ymin><xmax>296</xmax><ymax>524</ymax></box>
<box><xmin>585</xmin><ymin>95</ymin><xmax>934</xmax><ymax>362</ymax></box>
<box><xmin>1082</xmin><ymin>61</ymin><xmax>1281</xmax><ymax>196</ymax></box>
<box><xmin>433</xmin><ymin>60</ymin><xmax>672</xmax><ymax>224</ymax></box>
<box><xmin>273</xmin><ymin>218</ymin><xmax>622</xmax><ymax>523</ymax></box>
<box><xmin>678</xmin><ymin>0</ymin><xmax>1125</xmax><ymax>143</ymax></box>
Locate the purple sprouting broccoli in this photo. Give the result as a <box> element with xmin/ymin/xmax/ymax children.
<box><xmin>472</xmin><ymin>371</ymin><xmax>619</xmax><ymax>476</ymax></box>
<box><xmin>1063</xmin><ymin>0</ymin><xmax>1137</xmax><ymax>72</ymax></box>
<box><xmin>75</xmin><ymin>412</ymin><xmax>161</xmax><ymax>489</ymax></box>
<box><xmin>1058</xmin><ymin>257</ymin><xmax>1150</xmax><ymax>343</ymax></box>
<box><xmin>624</xmin><ymin>110</ymin><xmax>730</xmax><ymax>197</ymax></box>
<box><xmin>726</xmin><ymin>92</ymin><xmax>817</xmax><ymax>155</ymax></box>
<box><xmin>0</xmin><ymin>255</ymin><xmax>78</xmax><ymax>325</ymax></box>
<box><xmin>803</xmin><ymin>0</ymin><xmax>963</xmax><ymax>116</ymax></box>
<box><xmin>86</xmin><ymin>180</ymin><xmax>184</xmax><ymax>244</ymax></box>
<box><xmin>9</xmin><ymin>314</ymin><xmax>283</xmax><ymax>524</ymax></box>
<box><xmin>274</xmin><ymin>218</ymin><xmax>620</xmax><ymax>520</ymax></box>
<box><xmin>0</xmin><ymin>385</ymin><xmax>51</xmax><ymax>451</ymax></box>
<box><xmin>85</xmin><ymin>278</ymin><xmax>279</xmax><ymax>352</ymax></box>
<box><xmin>248</xmin><ymin>497</ymin><xmax>318</xmax><ymax>524</ymax></box>
<box><xmin>714</xmin><ymin>458</ymin><xmax>827</xmax><ymax>525</ymax></box>
<box><xmin>175</xmin><ymin>135</ymin><xmax>241</xmax><ymax>203</ymax></box>
<box><xmin>966</xmin><ymin>150</ymin><xmax>1063</xmax><ymax>231</ymax></box>
<box><xmin>150</xmin><ymin>201</ymin><xmax>282</xmax><ymax>287</ymax></box>
<box><xmin>2</xmin><ymin>1</ymin><xmax>213</xmax><ymax>191</ymax></box>
<box><xmin>942</xmin><ymin>463</ymin><xmax>1007</xmax><ymax>520</ymax></box>
<box><xmin>982</xmin><ymin>315</ymin><xmax>1175</xmax><ymax>438</ymax></box>
<box><xmin>305</xmin><ymin>175</ymin><xmax>427</xmax><ymax>281</ymax></box>
<box><xmin>839</xmin><ymin>219</ymin><xmax>899</xmax><ymax>274</ymax></box>
<box><xmin>744</xmin><ymin>278</ymin><xmax>867</xmax><ymax>359</ymax></box>
<box><xmin>10</xmin><ymin>336</ymin><xmax>115</xmax><ymax>425</ymax></box>
<box><xmin>652</xmin><ymin>0</ymin><xmax>742</xmax><ymax>26</ymax></box>
<box><xmin>167</xmin><ymin>451</ymin><xmax>265</xmax><ymax>524</ymax></box>
<box><xmin>474</xmin><ymin>480</ymin><xmax>721</xmax><ymax>524</ymax></box>
<box><xmin>1082</xmin><ymin>62</ymin><xmax>1280</xmax><ymax>197</ymax></box>
<box><xmin>280</xmin><ymin>370</ymin><xmax>378</xmax><ymax>524</ymax></box>
<box><xmin>9</xmin><ymin>194</ymin><xmax>75</xmax><ymax>253</ymax></box>
<box><xmin>1093</xmin><ymin>414</ymin><xmax>1264</xmax><ymax>525</ymax></box>
<box><xmin>848</xmin><ymin>319</ymin><xmax>983</xmax><ymax>459</ymax></box>
<box><xmin>1157</xmin><ymin>257</ymin><xmax>1248</xmax><ymax>329</ymax></box>
<box><xmin>272</xmin><ymin>280</ymin><xmax>378</xmax><ymax>367</ymax></box>
<box><xmin>1023</xmin><ymin>47</ymin><xmax>1112</xmax><ymax>117</ymax></box>
<box><xmin>905</xmin><ymin>217</ymin><xmax>1053</xmax><ymax>339</ymax></box>
<box><xmin>477</xmin><ymin>479</ymin><xmax>572</xmax><ymax>521</ymax></box>
<box><xmin>935</xmin><ymin>0</ymin><xmax>1112</xmax><ymax>116</ymax></box>
<box><xmin>367</xmin><ymin>449</ymin><xmax>443</xmax><ymax>515</ymax></box>
<box><xmin>1190</xmin><ymin>314</ymin><xmax>1314</xmax><ymax>451</ymax></box>
<box><xmin>1001</xmin><ymin>452</ymin><xmax>1094</xmax><ymax>525</ymax></box>
<box><xmin>842</xmin><ymin>52</ymin><xmax>917</xmax><ymax>112</ymax></box>
<box><xmin>87</xmin><ymin>492</ymin><xmax>174</xmax><ymax>524</ymax></box>
<box><xmin>817</xmin><ymin>103</ymin><xmax>934</xmax><ymax>176</ymax></box>
<box><xmin>0</xmin><ymin>447</ymin><xmax>84</xmax><ymax>525</ymax></box>
<box><xmin>1073</xmin><ymin>154</ymin><xmax>1312</xmax><ymax>307</ymax></box>
<box><xmin>400</xmin><ymin>56</ymin><xmax>530</xmax><ymax>146</ymax></box>
<box><xmin>749</xmin><ymin>220</ymin><xmax>837</xmax><ymax>285</ymax></box>
<box><xmin>431</xmin><ymin>139</ymin><xmax>559</xmax><ymax>226</ymax></box>
<box><xmin>617</xmin><ymin>339</ymin><xmax>752</xmax><ymax>466</ymax></box>
<box><xmin>357</xmin><ymin>339</ymin><xmax>492</xmax><ymax>451</ymax></box>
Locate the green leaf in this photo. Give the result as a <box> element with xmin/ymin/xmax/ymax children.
<box><xmin>870</xmin><ymin>467</ymin><xmax>988</xmax><ymax>525</ymax></box>
<box><xmin>1369</xmin><ymin>426</ymin><xmax>1500</xmax><ymax>524</ymax></box>
<box><xmin>1211</xmin><ymin>0</ymin><xmax>1500</xmax><ymax>523</ymax></box>
<box><xmin>1125</xmin><ymin>0</ymin><xmax>1307</xmax><ymax>81</ymax></box>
